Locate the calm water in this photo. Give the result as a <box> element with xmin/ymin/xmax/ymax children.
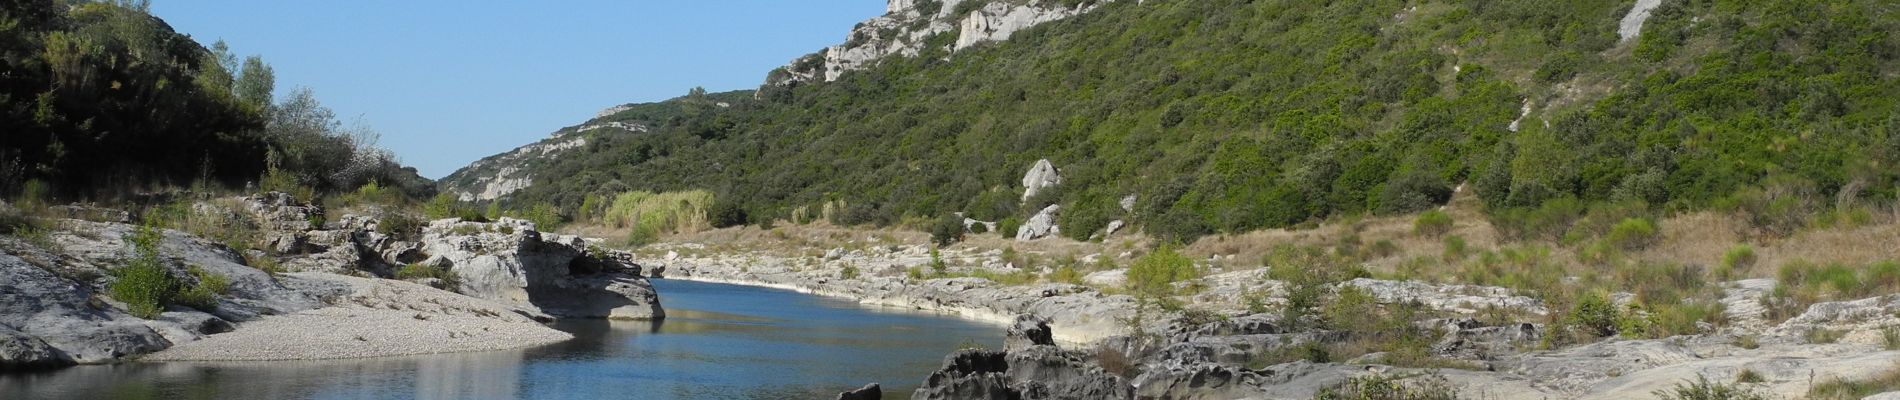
<box><xmin>0</xmin><ymin>279</ymin><xmax>1004</xmax><ymax>399</ymax></box>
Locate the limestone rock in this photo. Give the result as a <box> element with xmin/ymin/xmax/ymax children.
<box><xmin>1103</xmin><ymin>220</ymin><xmax>1125</xmax><ymax>237</ymax></box>
<box><xmin>958</xmin><ymin>1</ymin><xmax>1090</xmax><ymax>50</ymax></box>
<box><xmin>1119</xmin><ymin>195</ymin><xmax>1137</xmax><ymax>213</ymax></box>
<box><xmin>1343</xmin><ymin>278</ymin><xmax>1546</xmax><ymax>315</ymax></box>
<box><xmin>1083</xmin><ymin>269</ymin><xmax>1127</xmax><ymax>287</ymax></box>
<box><xmin>1006</xmin><ymin>315</ymin><xmax>1055</xmax><ymax>351</ymax></box>
<box><xmin>241</xmin><ymin>192</ymin><xmax>323</xmax><ymax>231</ymax></box>
<box><xmin>836</xmin><ymin>383</ymin><xmax>881</xmax><ymax>400</ymax></box>
<box><xmin>420</xmin><ymin>218</ymin><xmax>664</xmax><ymax>320</ymax></box>
<box><xmin>0</xmin><ymin>253</ymin><xmax>168</xmax><ymax>367</ymax></box>
<box><xmin>0</xmin><ymin>325</ymin><xmax>70</xmax><ymax>371</ymax></box>
<box><xmin>1021</xmin><ymin>159</ymin><xmax>1063</xmax><ymax>202</ymax></box>
<box><xmin>1015</xmin><ymin>205</ymin><xmax>1061</xmax><ymax>241</ymax></box>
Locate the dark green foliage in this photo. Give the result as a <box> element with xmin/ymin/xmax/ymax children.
<box><xmin>1569</xmin><ymin>292</ymin><xmax>1620</xmax><ymax>338</ymax></box>
<box><xmin>996</xmin><ymin>217</ymin><xmax>1023</xmax><ymax>238</ymax></box>
<box><xmin>929</xmin><ymin>213</ymin><xmax>964</xmax><ymax>246</ymax></box>
<box><xmin>707</xmin><ymin>199</ymin><xmax>747</xmax><ymax>229</ymax></box>
<box><xmin>443</xmin><ymin>0</ymin><xmax>1900</xmax><ymax>245</ymax></box>
<box><xmin>0</xmin><ymin>1</ymin><xmax>428</xmax><ymax>200</ymax></box>
<box><xmin>377</xmin><ymin>213</ymin><xmax>423</xmax><ymax>241</ymax></box>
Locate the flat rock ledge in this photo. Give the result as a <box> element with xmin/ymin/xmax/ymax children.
<box><xmin>143</xmin><ymin>274</ymin><xmax>570</xmax><ymax>361</ymax></box>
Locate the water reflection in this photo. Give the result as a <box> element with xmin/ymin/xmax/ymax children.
<box><xmin>1</xmin><ymin>279</ymin><xmax>1004</xmax><ymax>399</ymax></box>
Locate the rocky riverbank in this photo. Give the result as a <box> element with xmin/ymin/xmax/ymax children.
<box><xmin>0</xmin><ymin>193</ymin><xmax>661</xmax><ymax>370</ymax></box>
<box><xmin>636</xmin><ymin>236</ymin><xmax>1900</xmax><ymax>399</ymax></box>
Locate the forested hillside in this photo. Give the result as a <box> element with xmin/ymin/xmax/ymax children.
<box><xmin>456</xmin><ymin>0</ymin><xmax>1899</xmax><ymax>243</ymax></box>
<box><xmin>1</xmin><ymin>0</ymin><xmax>430</xmax><ymax>202</ymax></box>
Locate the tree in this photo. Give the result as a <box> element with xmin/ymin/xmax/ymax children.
<box><xmin>235</xmin><ymin>55</ymin><xmax>274</xmax><ymax>111</ymax></box>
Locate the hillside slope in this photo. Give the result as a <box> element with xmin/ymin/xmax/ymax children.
<box><xmin>446</xmin><ymin>0</ymin><xmax>1900</xmax><ymax>243</ymax></box>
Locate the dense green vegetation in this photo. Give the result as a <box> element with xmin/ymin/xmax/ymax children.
<box><xmin>1</xmin><ymin>0</ymin><xmax>429</xmax><ymax>204</ymax></box>
<box><xmin>469</xmin><ymin>0</ymin><xmax>1899</xmax><ymax>244</ymax></box>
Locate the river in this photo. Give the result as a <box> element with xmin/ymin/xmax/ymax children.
<box><xmin>0</xmin><ymin>279</ymin><xmax>1005</xmax><ymax>399</ymax></box>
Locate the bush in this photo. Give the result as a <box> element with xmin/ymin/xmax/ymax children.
<box><xmin>604</xmin><ymin>190</ymin><xmax>714</xmax><ymax>234</ymax></box>
<box><xmin>522</xmin><ymin>202</ymin><xmax>564</xmax><ymax>231</ymax></box>
<box><xmin>1413</xmin><ymin>210</ymin><xmax>1453</xmax><ymax>237</ymax></box>
<box><xmin>707</xmin><ymin>199</ymin><xmax>748</xmax><ymax>229</ymax></box>
<box><xmin>395</xmin><ymin>263</ymin><xmax>460</xmax><ymax>290</ymax></box>
<box><xmin>1048</xmin><ymin>265</ymin><xmax>1083</xmax><ymax>284</ymax></box>
<box><xmin>1441</xmin><ymin>235</ymin><xmax>1467</xmax><ymax>261</ymax></box>
<box><xmin>1720</xmin><ymin>244</ymin><xmax>1756</xmax><ymax>272</ymax></box>
<box><xmin>1126</xmin><ymin>246</ymin><xmax>1197</xmax><ymax>296</ymax></box>
<box><xmin>996</xmin><ymin>217</ymin><xmax>1023</xmax><ymax>238</ymax></box>
<box><xmin>110</xmin><ymin>225</ymin><xmax>176</xmax><ymax>318</ymax></box>
<box><xmin>930</xmin><ymin>213</ymin><xmax>966</xmax><ymax>246</ymax></box>
<box><xmin>377</xmin><ymin>213</ymin><xmax>423</xmax><ymax>240</ymax></box>
<box><xmin>840</xmin><ymin>264</ymin><xmax>859</xmax><ymax>280</ymax></box>
<box><xmin>1569</xmin><ymin>292</ymin><xmax>1619</xmax><ymax>338</ymax></box>
<box><xmin>423</xmin><ymin>193</ymin><xmax>463</xmax><ymax>220</ymax></box>
<box><xmin>1605</xmin><ymin>218</ymin><xmax>1659</xmax><ymax>250</ymax></box>
<box><xmin>969</xmin><ymin>222</ymin><xmax>989</xmax><ymax>234</ymax></box>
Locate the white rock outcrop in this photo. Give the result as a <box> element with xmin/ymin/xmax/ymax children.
<box><xmin>1618</xmin><ymin>0</ymin><xmax>1665</xmax><ymax>42</ymax></box>
<box><xmin>1016</xmin><ymin>204</ymin><xmax>1062</xmax><ymax>241</ymax></box>
<box><xmin>955</xmin><ymin>1</ymin><xmax>1106</xmax><ymax>50</ymax></box>
<box><xmin>419</xmin><ymin>218</ymin><xmax>665</xmax><ymax>320</ymax></box>
<box><xmin>765</xmin><ymin>0</ymin><xmax>1119</xmax><ymax>86</ymax></box>
<box><xmin>1021</xmin><ymin>159</ymin><xmax>1063</xmax><ymax>202</ymax></box>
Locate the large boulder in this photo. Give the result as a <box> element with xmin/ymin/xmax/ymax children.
<box><xmin>0</xmin><ymin>253</ymin><xmax>167</xmax><ymax>368</ymax></box>
<box><xmin>914</xmin><ymin>320</ymin><xmax>1130</xmax><ymax>400</ymax></box>
<box><xmin>1020</xmin><ymin>159</ymin><xmax>1063</xmax><ymax>202</ymax></box>
<box><xmin>240</xmin><ymin>192</ymin><xmax>324</xmax><ymax>231</ymax></box>
<box><xmin>419</xmin><ymin>218</ymin><xmax>664</xmax><ymax>320</ymax></box>
<box><xmin>836</xmin><ymin>383</ymin><xmax>881</xmax><ymax>400</ymax></box>
<box><xmin>1006</xmin><ymin>315</ymin><xmax>1055</xmax><ymax>352</ymax></box>
<box><xmin>1015</xmin><ymin>205</ymin><xmax>1061</xmax><ymax>241</ymax></box>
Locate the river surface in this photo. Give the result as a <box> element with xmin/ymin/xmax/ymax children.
<box><xmin>0</xmin><ymin>279</ymin><xmax>1005</xmax><ymax>399</ymax></box>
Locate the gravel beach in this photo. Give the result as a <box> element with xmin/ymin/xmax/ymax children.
<box><xmin>143</xmin><ymin>274</ymin><xmax>572</xmax><ymax>361</ymax></box>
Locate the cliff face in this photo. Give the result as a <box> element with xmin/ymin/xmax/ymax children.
<box><xmin>764</xmin><ymin>0</ymin><xmax>1115</xmax><ymax>87</ymax></box>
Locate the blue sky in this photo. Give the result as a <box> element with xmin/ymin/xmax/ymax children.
<box><xmin>150</xmin><ymin>1</ymin><xmax>883</xmax><ymax>179</ymax></box>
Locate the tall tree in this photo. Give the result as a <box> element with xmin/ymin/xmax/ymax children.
<box><xmin>235</xmin><ymin>55</ymin><xmax>274</xmax><ymax>111</ymax></box>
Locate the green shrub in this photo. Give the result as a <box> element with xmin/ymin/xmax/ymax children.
<box><xmin>1605</xmin><ymin>218</ymin><xmax>1659</xmax><ymax>251</ymax></box>
<box><xmin>1568</xmin><ymin>292</ymin><xmax>1619</xmax><ymax>338</ymax></box>
<box><xmin>1126</xmin><ymin>246</ymin><xmax>1197</xmax><ymax>296</ymax></box>
<box><xmin>111</xmin><ymin>225</ymin><xmax>176</xmax><ymax>318</ymax></box>
<box><xmin>1048</xmin><ymin>265</ymin><xmax>1083</xmax><ymax>284</ymax></box>
<box><xmin>840</xmin><ymin>264</ymin><xmax>859</xmax><ymax>280</ymax></box>
<box><xmin>706</xmin><ymin>199</ymin><xmax>748</xmax><ymax>228</ymax></box>
<box><xmin>522</xmin><ymin>202</ymin><xmax>564</xmax><ymax>231</ymax></box>
<box><xmin>377</xmin><ymin>213</ymin><xmax>423</xmax><ymax>240</ymax></box>
<box><xmin>930</xmin><ymin>246</ymin><xmax>948</xmax><ymax>275</ymax></box>
<box><xmin>1413</xmin><ymin>210</ymin><xmax>1453</xmax><ymax>237</ymax></box>
<box><xmin>969</xmin><ymin>222</ymin><xmax>989</xmax><ymax>234</ymax></box>
<box><xmin>930</xmin><ymin>213</ymin><xmax>965</xmax><ymax>246</ymax></box>
<box><xmin>396</xmin><ymin>263</ymin><xmax>460</xmax><ymax>290</ymax></box>
<box><xmin>1719</xmin><ymin>244</ymin><xmax>1756</xmax><ymax>274</ymax></box>
<box><xmin>996</xmin><ymin>217</ymin><xmax>1023</xmax><ymax>238</ymax></box>
<box><xmin>423</xmin><ymin>192</ymin><xmax>459</xmax><ymax>219</ymax></box>
<box><xmin>1441</xmin><ymin>236</ymin><xmax>1467</xmax><ymax>261</ymax></box>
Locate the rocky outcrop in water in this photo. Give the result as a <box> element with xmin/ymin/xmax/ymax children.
<box><xmin>419</xmin><ymin>218</ymin><xmax>664</xmax><ymax>320</ymax></box>
<box><xmin>837</xmin><ymin>383</ymin><xmax>883</xmax><ymax>400</ymax></box>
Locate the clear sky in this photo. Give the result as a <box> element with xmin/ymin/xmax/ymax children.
<box><xmin>149</xmin><ymin>1</ymin><xmax>883</xmax><ymax>179</ymax></box>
